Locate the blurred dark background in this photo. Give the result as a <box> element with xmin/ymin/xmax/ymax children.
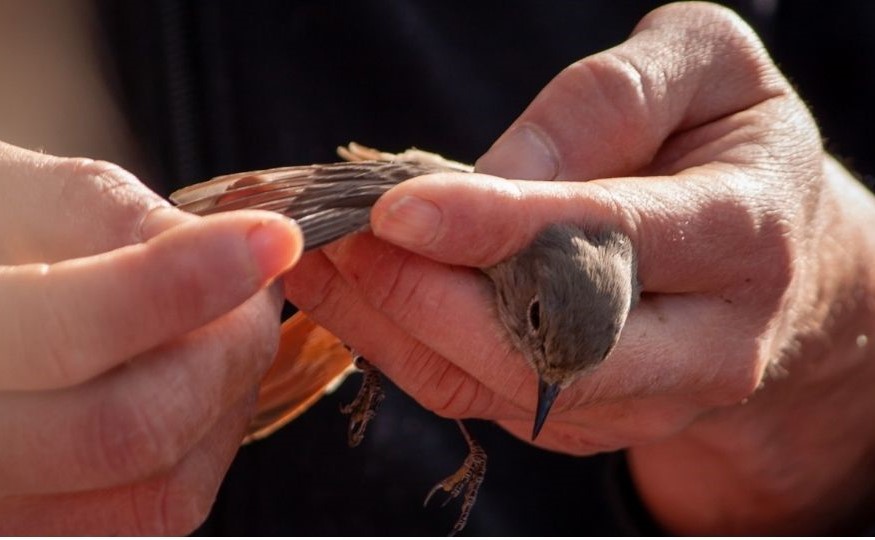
<box><xmin>95</xmin><ymin>0</ymin><xmax>875</xmax><ymax>534</ymax></box>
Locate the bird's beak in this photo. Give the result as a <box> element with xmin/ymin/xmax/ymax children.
<box><xmin>532</xmin><ymin>378</ymin><xmax>561</xmax><ymax>440</ymax></box>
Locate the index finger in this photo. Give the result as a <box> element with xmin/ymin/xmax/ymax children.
<box><xmin>370</xmin><ymin>168</ymin><xmax>795</xmax><ymax>296</ymax></box>
<box><xmin>0</xmin><ymin>211</ymin><xmax>302</xmax><ymax>391</ymax></box>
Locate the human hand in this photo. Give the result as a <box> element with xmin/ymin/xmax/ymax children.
<box><xmin>283</xmin><ymin>2</ymin><xmax>875</xmax><ymax>533</ymax></box>
<box><xmin>0</xmin><ymin>142</ymin><xmax>302</xmax><ymax>534</ymax></box>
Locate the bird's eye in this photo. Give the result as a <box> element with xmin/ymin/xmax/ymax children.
<box><xmin>528</xmin><ymin>297</ymin><xmax>541</xmax><ymax>332</ymax></box>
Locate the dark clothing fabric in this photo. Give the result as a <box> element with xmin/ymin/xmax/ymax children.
<box><xmin>95</xmin><ymin>1</ymin><xmax>875</xmax><ymax>534</ymax></box>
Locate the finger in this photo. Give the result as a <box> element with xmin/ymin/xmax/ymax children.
<box><xmin>285</xmin><ymin>232</ymin><xmax>766</xmax><ymax>448</ymax></box>
<box><xmin>283</xmin><ymin>249</ymin><xmax>527</xmax><ymax>420</ymax></box>
<box><xmin>527</xmin><ymin>292</ymin><xmax>768</xmax><ymax>450</ymax></box>
<box><xmin>308</xmin><ymin>234</ymin><xmax>768</xmax><ymax>453</ymax></box>
<box><xmin>493</xmin><ymin>394</ymin><xmax>693</xmax><ymax>456</ymax></box>
<box><xmin>0</xmin><ymin>285</ymin><xmax>281</xmax><ymax>495</ymax></box>
<box><xmin>0</xmin><ymin>390</ymin><xmax>255</xmax><ymax>535</ymax></box>
<box><xmin>371</xmin><ymin>170</ymin><xmax>797</xmax><ymax>295</ymax></box>
<box><xmin>371</xmin><ymin>4</ymin><xmax>814</xmax><ymax>299</ymax></box>
<box><xmin>0</xmin><ymin>142</ymin><xmax>169</xmax><ymax>263</ymax></box>
<box><xmin>0</xmin><ymin>210</ymin><xmax>301</xmax><ymax>391</ymax></box>
<box><xmin>330</xmin><ymin>228</ymin><xmax>773</xmax><ymax>396</ymax></box>
<box><xmin>474</xmin><ymin>2</ymin><xmax>789</xmax><ymax>181</ymax></box>
<box><xmin>313</xmin><ymin>233</ymin><xmax>770</xmax><ymax>415</ymax></box>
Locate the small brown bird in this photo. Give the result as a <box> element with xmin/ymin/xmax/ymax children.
<box><xmin>484</xmin><ymin>224</ymin><xmax>638</xmax><ymax>438</ymax></box>
<box><xmin>171</xmin><ymin>143</ymin><xmax>638</xmax><ymax>534</ymax></box>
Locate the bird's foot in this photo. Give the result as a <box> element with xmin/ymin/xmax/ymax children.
<box><xmin>424</xmin><ymin>420</ymin><xmax>487</xmax><ymax>536</ymax></box>
<box><xmin>339</xmin><ymin>354</ymin><xmax>385</xmax><ymax>447</ymax></box>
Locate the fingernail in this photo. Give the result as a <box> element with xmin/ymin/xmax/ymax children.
<box><xmin>247</xmin><ymin>218</ymin><xmax>303</xmax><ymax>281</ymax></box>
<box><xmin>372</xmin><ymin>195</ymin><xmax>441</xmax><ymax>248</ymax></box>
<box><xmin>475</xmin><ymin>124</ymin><xmax>558</xmax><ymax>180</ymax></box>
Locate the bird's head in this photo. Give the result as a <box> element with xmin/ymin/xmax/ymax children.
<box><xmin>486</xmin><ymin>224</ymin><xmax>637</xmax><ymax>440</ymax></box>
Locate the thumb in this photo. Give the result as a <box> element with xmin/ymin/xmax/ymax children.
<box><xmin>474</xmin><ymin>3</ymin><xmax>782</xmax><ymax>181</ymax></box>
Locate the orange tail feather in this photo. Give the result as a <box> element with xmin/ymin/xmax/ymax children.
<box><xmin>245</xmin><ymin>311</ymin><xmax>355</xmax><ymax>443</ymax></box>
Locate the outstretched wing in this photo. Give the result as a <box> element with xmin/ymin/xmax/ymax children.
<box><xmin>170</xmin><ymin>143</ymin><xmax>471</xmax><ymax>250</ymax></box>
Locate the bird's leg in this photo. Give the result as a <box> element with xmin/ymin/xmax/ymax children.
<box><xmin>339</xmin><ymin>353</ymin><xmax>385</xmax><ymax>447</ymax></box>
<box><xmin>424</xmin><ymin>420</ymin><xmax>488</xmax><ymax>536</ymax></box>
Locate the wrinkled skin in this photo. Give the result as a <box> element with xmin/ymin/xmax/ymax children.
<box><xmin>283</xmin><ymin>3</ymin><xmax>875</xmax><ymax>534</ymax></box>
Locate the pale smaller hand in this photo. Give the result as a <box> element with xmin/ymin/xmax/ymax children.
<box><xmin>0</xmin><ymin>142</ymin><xmax>302</xmax><ymax>534</ymax></box>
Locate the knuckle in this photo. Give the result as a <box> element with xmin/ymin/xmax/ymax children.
<box><xmin>50</xmin><ymin>156</ymin><xmax>102</xmax><ymax>180</ymax></box>
<box><xmin>127</xmin><ymin>475</ymin><xmax>214</xmax><ymax>535</ymax></box>
<box><xmin>158</xmin><ymin>494</ymin><xmax>213</xmax><ymax>535</ymax></box>
<box><xmin>648</xmin><ymin>2</ymin><xmax>782</xmax><ymax>93</ymax></box>
<box><xmin>284</xmin><ymin>254</ymin><xmax>349</xmax><ymax>315</ymax></box>
<box><xmin>51</xmin><ymin>158</ymin><xmax>123</xmax><ymax>206</ymax></box>
<box><xmin>705</xmin><ymin>339</ymin><xmax>766</xmax><ymax>405</ymax></box>
<box><xmin>422</xmin><ymin>373</ymin><xmax>481</xmax><ymax>419</ymax></box>
<box><xmin>50</xmin><ymin>157</ymin><xmax>162</xmax><ymax>246</ymax></box>
<box><xmin>443</xmin><ymin>177</ymin><xmax>533</xmax><ymax>267</ymax></box>
<box><xmin>329</xmin><ymin>237</ymin><xmax>439</xmax><ymax>324</ymax></box>
<box><xmin>369</xmin><ymin>250</ymin><xmax>425</xmax><ymax>317</ymax></box>
<box><xmin>572</xmin><ymin>52</ymin><xmax>651</xmax><ymax>128</ymax></box>
<box><xmin>732</xmin><ymin>208</ymin><xmax>796</xmax><ymax>304</ymax></box>
<box><xmin>559</xmin><ymin>53</ymin><xmax>661</xmax><ymax>168</ymax></box>
<box><xmin>86</xmin><ymin>394</ymin><xmax>186</xmax><ymax>483</ymax></box>
<box><xmin>374</xmin><ymin>261</ymin><xmax>477</xmax><ymax>342</ymax></box>
<box><xmin>402</xmin><ymin>346</ymin><xmax>491</xmax><ymax>419</ymax></box>
<box><xmin>52</xmin><ymin>157</ymin><xmax>137</xmax><ymax>196</ymax></box>
<box><xmin>584</xmin><ymin>181</ymin><xmax>645</xmax><ymax>245</ymax></box>
<box><xmin>711</xmin><ymin>366</ymin><xmax>763</xmax><ymax>406</ymax></box>
<box><xmin>157</xmin><ymin>478</ymin><xmax>215</xmax><ymax>535</ymax></box>
<box><xmin>643</xmin><ymin>2</ymin><xmax>760</xmax><ymax>49</ymax></box>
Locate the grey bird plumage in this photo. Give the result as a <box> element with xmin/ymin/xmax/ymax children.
<box><xmin>485</xmin><ymin>224</ymin><xmax>638</xmax><ymax>438</ymax></box>
<box><xmin>171</xmin><ymin>143</ymin><xmax>639</xmax><ymax>439</ymax></box>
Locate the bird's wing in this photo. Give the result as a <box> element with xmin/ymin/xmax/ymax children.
<box><xmin>244</xmin><ymin>311</ymin><xmax>356</xmax><ymax>443</ymax></box>
<box><xmin>171</xmin><ymin>143</ymin><xmax>474</xmax><ymax>442</ymax></box>
<box><xmin>170</xmin><ymin>143</ymin><xmax>468</xmax><ymax>250</ymax></box>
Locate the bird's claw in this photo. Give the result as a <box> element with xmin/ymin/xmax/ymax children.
<box><xmin>424</xmin><ymin>420</ymin><xmax>487</xmax><ymax>536</ymax></box>
<box><xmin>339</xmin><ymin>355</ymin><xmax>385</xmax><ymax>447</ymax></box>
